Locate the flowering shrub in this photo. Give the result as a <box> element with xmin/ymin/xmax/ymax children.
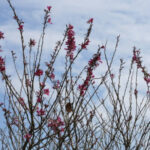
<box><xmin>65</xmin><ymin>24</ymin><xmax>76</xmax><ymax>61</ymax></box>
<box><xmin>0</xmin><ymin>0</ymin><xmax>150</xmax><ymax>150</ymax></box>
<box><xmin>48</xmin><ymin>117</ymin><xmax>64</xmax><ymax>133</ymax></box>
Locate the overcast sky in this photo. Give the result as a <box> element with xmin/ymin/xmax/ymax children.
<box><xmin>1</xmin><ymin>0</ymin><xmax>150</xmax><ymax>56</ymax></box>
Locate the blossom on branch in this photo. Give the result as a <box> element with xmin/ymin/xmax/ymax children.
<box><xmin>44</xmin><ymin>88</ymin><xmax>50</xmax><ymax>95</ymax></box>
<box><xmin>47</xmin><ymin>18</ymin><xmax>52</xmax><ymax>24</ymax></box>
<box><xmin>48</xmin><ymin>116</ymin><xmax>64</xmax><ymax>133</ymax></box>
<box><xmin>0</xmin><ymin>56</ymin><xmax>5</xmax><ymax>72</ymax></box>
<box><xmin>18</xmin><ymin>24</ymin><xmax>23</xmax><ymax>31</ymax></box>
<box><xmin>47</xmin><ymin>6</ymin><xmax>52</xmax><ymax>12</ymax></box>
<box><xmin>0</xmin><ymin>31</ymin><xmax>4</xmax><ymax>39</ymax></box>
<box><xmin>65</xmin><ymin>24</ymin><xmax>76</xmax><ymax>61</ymax></box>
<box><xmin>81</xmin><ymin>39</ymin><xmax>90</xmax><ymax>49</ymax></box>
<box><xmin>29</xmin><ymin>39</ymin><xmax>36</xmax><ymax>47</ymax></box>
<box><xmin>37</xmin><ymin>108</ymin><xmax>45</xmax><ymax>116</ymax></box>
<box><xmin>78</xmin><ymin>53</ymin><xmax>102</xmax><ymax>96</ymax></box>
<box><xmin>87</xmin><ymin>18</ymin><xmax>93</xmax><ymax>24</ymax></box>
<box><xmin>50</xmin><ymin>72</ymin><xmax>55</xmax><ymax>79</ymax></box>
<box><xmin>35</xmin><ymin>69</ymin><xmax>43</xmax><ymax>76</ymax></box>
<box><xmin>37</xmin><ymin>97</ymin><xmax>42</xmax><ymax>103</ymax></box>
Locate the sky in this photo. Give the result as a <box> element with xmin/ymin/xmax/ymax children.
<box><xmin>0</xmin><ymin>0</ymin><xmax>150</xmax><ymax>147</ymax></box>
<box><xmin>1</xmin><ymin>0</ymin><xmax>150</xmax><ymax>56</ymax></box>
<box><xmin>1</xmin><ymin>0</ymin><xmax>150</xmax><ymax>54</ymax></box>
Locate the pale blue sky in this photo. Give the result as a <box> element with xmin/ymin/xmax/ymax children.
<box><xmin>1</xmin><ymin>0</ymin><xmax>150</xmax><ymax>54</ymax></box>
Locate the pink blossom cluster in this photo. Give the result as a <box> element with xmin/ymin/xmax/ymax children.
<box><xmin>18</xmin><ymin>24</ymin><xmax>23</xmax><ymax>31</ymax></box>
<box><xmin>0</xmin><ymin>56</ymin><xmax>5</xmax><ymax>72</ymax></box>
<box><xmin>45</xmin><ymin>62</ymin><xmax>55</xmax><ymax>80</ymax></box>
<box><xmin>48</xmin><ymin>116</ymin><xmax>64</xmax><ymax>133</ymax></box>
<box><xmin>81</xmin><ymin>39</ymin><xmax>90</xmax><ymax>49</ymax></box>
<box><xmin>87</xmin><ymin>18</ymin><xmax>93</xmax><ymax>24</ymax></box>
<box><xmin>29</xmin><ymin>38</ymin><xmax>36</xmax><ymax>47</ymax></box>
<box><xmin>0</xmin><ymin>31</ymin><xmax>5</xmax><ymax>72</ymax></box>
<box><xmin>78</xmin><ymin>53</ymin><xmax>102</xmax><ymax>96</ymax></box>
<box><xmin>35</xmin><ymin>81</ymin><xmax>50</xmax><ymax>104</ymax></box>
<box><xmin>13</xmin><ymin>14</ymin><xmax>24</xmax><ymax>32</ymax></box>
<box><xmin>36</xmin><ymin>107</ymin><xmax>45</xmax><ymax>116</ymax></box>
<box><xmin>0</xmin><ymin>31</ymin><xmax>4</xmax><ymax>39</ymax></box>
<box><xmin>43</xmin><ymin>88</ymin><xmax>50</xmax><ymax>96</ymax></box>
<box><xmin>18</xmin><ymin>97</ymin><xmax>27</xmax><ymax>110</ymax></box>
<box><xmin>35</xmin><ymin>69</ymin><xmax>43</xmax><ymax>76</ymax></box>
<box><xmin>49</xmin><ymin>72</ymin><xmax>55</xmax><ymax>79</ymax></box>
<box><xmin>18</xmin><ymin>97</ymin><xmax>25</xmax><ymax>105</ymax></box>
<box><xmin>132</xmin><ymin>48</ymin><xmax>150</xmax><ymax>86</ymax></box>
<box><xmin>65</xmin><ymin>24</ymin><xmax>76</xmax><ymax>61</ymax></box>
<box><xmin>44</xmin><ymin>6</ymin><xmax>52</xmax><ymax>24</ymax></box>
<box><xmin>132</xmin><ymin>49</ymin><xmax>142</xmax><ymax>68</ymax></box>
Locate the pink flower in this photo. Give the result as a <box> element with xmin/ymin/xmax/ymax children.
<box><xmin>18</xmin><ymin>97</ymin><xmax>25</xmax><ymax>106</ymax></box>
<box><xmin>48</xmin><ymin>116</ymin><xmax>65</xmax><ymax>133</ymax></box>
<box><xmin>18</xmin><ymin>25</ymin><xmax>23</xmax><ymax>31</ymax></box>
<box><xmin>87</xmin><ymin>18</ymin><xmax>93</xmax><ymax>24</ymax></box>
<box><xmin>47</xmin><ymin>6</ymin><xmax>52</xmax><ymax>11</ymax></box>
<box><xmin>78</xmin><ymin>53</ymin><xmax>102</xmax><ymax>96</ymax></box>
<box><xmin>0</xmin><ymin>31</ymin><xmax>4</xmax><ymax>39</ymax></box>
<box><xmin>81</xmin><ymin>39</ymin><xmax>90</xmax><ymax>49</ymax></box>
<box><xmin>35</xmin><ymin>69</ymin><xmax>43</xmax><ymax>76</ymax></box>
<box><xmin>60</xmin><ymin>128</ymin><xmax>64</xmax><ymax>132</ymax></box>
<box><xmin>144</xmin><ymin>77</ymin><xmax>150</xmax><ymax>84</ymax></box>
<box><xmin>50</xmin><ymin>73</ymin><xmax>55</xmax><ymax>79</ymax></box>
<box><xmin>0</xmin><ymin>56</ymin><xmax>5</xmax><ymax>72</ymax></box>
<box><xmin>24</xmin><ymin>133</ymin><xmax>31</xmax><ymax>141</ymax></box>
<box><xmin>44</xmin><ymin>88</ymin><xmax>50</xmax><ymax>95</ymax></box>
<box><xmin>56</xmin><ymin>117</ymin><xmax>64</xmax><ymax>126</ymax></box>
<box><xmin>65</xmin><ymin>24</ymin><xmax>76</xmax><ymax>61</ymax></box>
<box><xmin>37</xmin><ymin>109</ymin><xmax>45</xmax><ymax>116</ymax></box>
<box><xmin>100</xmin><ymin>45</ymin><xmax>105</xmax><ymax>49</ymax></box>
<box><xmin>13</xmin><ymin>15</ymin><xmax>18</xmax><ymax>20</ymax></box>
<box><xmin>48</xmin><ymin>18</ymin><xmax>52</xmax><ymax>24</ymax></box>
<box><xmin>29</xmin><ymin>39</ymin><xmax>36</xmax><ymax>47</ymax></box>
<box><xmin>110</xmin><ymin>74</ymin><xmax>114</xmax><ymax>79</ymax></box>
<box><xmin>0</xmin><ymin>65</ymin><xmax>5</xmax><ymax>72</ymax></box>
<box><xmin>37</xmin><ymin>97</ymin><xmax>42</xmax><ymax>103</ymax></box>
